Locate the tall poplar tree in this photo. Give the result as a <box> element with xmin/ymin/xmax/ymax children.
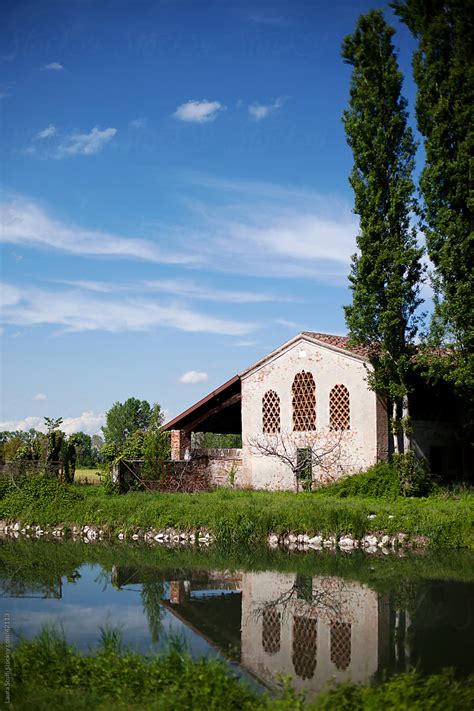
<box><xmin>342</xmin><ymin>10</ymin><xmax>423</xmax><ymax>450</ymax></box>
<box><xmin>392</xmin><ymin>0</ymin><xmax>473</xmax><ymax>394</ymax></box>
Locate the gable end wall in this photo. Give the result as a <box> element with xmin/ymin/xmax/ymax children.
<box><xmin>240</xmin><ymin>340</ymin><xmax>378</xmax><ymax>490</ymax></box>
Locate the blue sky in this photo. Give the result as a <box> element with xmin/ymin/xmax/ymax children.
<box><xmin>0</xmin><ymin>0</ymin><xmax>421</xmax><ymax>434</ymax></box>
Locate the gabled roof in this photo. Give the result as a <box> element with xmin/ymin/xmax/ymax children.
<box><xmin>240</xmin><ymin>331</ymin><xmax>370</xmax><ymax>380</ymax></box>
<box><xmin>163</xmin><ymin>332</ymin><xmax>370</xmax><ymax>432</ymax></box>
<box><xmin>302</xmin><ymin>332</ymin><xmax>372</xmax><ymax>359</ymax></box>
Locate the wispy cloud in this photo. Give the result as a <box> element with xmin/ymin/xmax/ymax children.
<box><xmin>0</xmin><ymin>194</ymin><xmax>195</xmax><ymax>264</ymax></box>
<box><xmin>275</xmin><ymin>318</ymin><xmax>302</xmax><ymax>329</ymax></box>
<box><xmin>56</xmin><ymin>126</ymin><xmax>116</xmax><ymax>157</ymax></box>
<box><xmin>178</xmin><ymin>371</ymin><xmax>208</xmax><ymax>384</ymax></box>
<box><xmin>35</xmin><ymin>124</ymin><xmax>57</xmax><ymax>140</ymax></box>
<box><xmin>178</xmin><ymin>174</ymin><xmax>358</xmax><ymax>282</ymax></box>
<box><xmin>130</xmin><ymin>117</ymin><xmax>147</xmax><ymax>129</ymax></box>
<box><xmin>60</xmin><ymin>278</ymin><xmax>294</xmax><ymax>303</ymax></box>
<box><xmin>245</xmin><ymin>12</ymin><xmax>286</xmax><ymax>26</ymax></box>
<box><xmin>235</xmin><ymin>339</ymin><xmax>258</xmax><ymax>347</ymax></box>
<box><xmin>42</xmin><ymin>62</ymin><xmax>64</xmax><ymax>71</ymax></box>
<box><xmin>173</xmin><ymin>100</ymin><xmax>224</xmax><ymax>123</ymax></box>
<box><xmin>0</xmin><ymin>411</ymin><xmax>105</xmax><ymax>435</ymax></box>
<box><xmin>248</xmin><ymin>97</ymin><xmax>285</xmax><ymax>121</ymax></box>
<box><xmin>143</xmin><ymin>279</ymin><xmax>294</xmax><ymax>303</ymax></box>
<box><xmin>33</xmin><ymin>393</ymin><xmax>47</xmax><ymax>401</ymax></box>
<box><xmin>0</xmin><ymin>281</ymin><xmax>256</xmax><ymax>336</ymax></box>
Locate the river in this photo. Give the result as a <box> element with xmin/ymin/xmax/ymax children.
<box><xmin>0</xmin><ymin>540</ymin><xmax>472</xmax><ymax>698</ymax></box>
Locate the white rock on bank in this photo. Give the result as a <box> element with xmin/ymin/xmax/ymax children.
<box><xmin>339</xmin><ymin>537</ymin><xmax>355</xmax><ymax>549</ymax></box>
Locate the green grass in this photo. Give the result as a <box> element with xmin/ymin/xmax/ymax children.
<box><xmin>1</xmin><ymin>475</ymin><xmax>473</xmax><ymax>548</ymax></box>
<box><xmin>2</xmin><ymin>628</ymin><xmax>473</xmax><ymax>711</ymax></box>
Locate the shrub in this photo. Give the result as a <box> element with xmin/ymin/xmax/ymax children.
<box><xmin>314</xmin><ymin>463</ymin><xmax>401</xmax><ymax>499</ymax></box>
<box><xmin>0</xmin><ymin>474</ymin><xmax>83</xmax><ymax>519</ymax></box>
<box><xmin>315</xmin><ymin>455</ymin><xmax>435</xmax><ymax>499</ymax></box>
<box><xmin>394</xmin><ymin>451</ymin><xmax>434</xmax><ymax>497</ymax></box>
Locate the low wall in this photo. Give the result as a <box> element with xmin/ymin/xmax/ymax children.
<box><xmin>117</xmin><ymin>451</ymin><xmax>242</xmax><ymax>493</ymax></box>
<box><xmin>191</xmin><ymin>448</ymin><xmax>243</xmax><ymax>488</ymax></box>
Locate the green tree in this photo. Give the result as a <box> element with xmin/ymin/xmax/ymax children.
<box><xmin>71</xmin><ymin>432</ymin><xmax>96</xmax><ymax>467</ymax></box>
<box><xmin>102</xmin><ymin>398</ymin><xmax>152</xmax><ymax>448</ymax></box>
<box><xmin>342</xmin><ymin>10</ymin><xmax>423</xmax><ymax>452</ymax></box>
<box><xmin>392</xmin><ymin>0</ymin><xmax>474</xmax><ymax>394</ymax></box>
<box><xmin>142</xmin><ymin>405</ymin><xmax>170</xmax><ymax>477</ymax></box>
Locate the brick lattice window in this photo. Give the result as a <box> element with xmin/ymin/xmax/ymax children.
<box><xmin>329</xmin><ymin>384</ymin><xmax>350</xmax><ymax>430</ymax></box>
<box><xmin>262</xmin><ymin>607</ymin><xmax>281</xmax><ymax>655</ymax></box>
<box><xmin>292</xmin><ymin>371</ymin><xmax>316</xmax><ymax>431</ymax></box>
<box><xmin>292</xmin><ymin>615</ymin><xmax>317</xmax><ymax>680</ymax></box>
<box><xmin>262</xmin><ymin>390</ymin><xmax>281</xmax><ymax>433</ymax></box>
<box><xmin>330</xmin><ymin>621</ymin><xmax>351</xmax><ymax>670</ymax></box>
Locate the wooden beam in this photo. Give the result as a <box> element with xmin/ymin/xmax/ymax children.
<box><xmin>183</xmin><ymin>393</ymin><xmax>241</xmax><ymax>433</ymax></box>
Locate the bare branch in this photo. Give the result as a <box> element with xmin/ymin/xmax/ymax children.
<box><xmin>247</xmin><ymin>428</ymin><xmax>352</xmax><ymax>490</ymax></box>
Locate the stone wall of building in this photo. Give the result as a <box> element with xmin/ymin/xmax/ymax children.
<box><xmin>240</xmin><ymin>338</ymin><xmax>378</xmax><ymax>490</ymax></box>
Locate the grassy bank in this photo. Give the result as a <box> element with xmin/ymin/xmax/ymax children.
<box><xmin>1</xmin><ymin>475</ymin><xmax>473</xmax><ymax>548</ymax></box>
<box><xmin>2</xmin><ymin>629</ymin><xmax>473</xmax><ymax>710</ymax></box>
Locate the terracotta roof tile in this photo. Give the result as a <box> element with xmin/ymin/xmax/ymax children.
<box><xmin>302</xmin><ymin>332</ymin><xmax>372</xmax><ymax>359</ymax></box>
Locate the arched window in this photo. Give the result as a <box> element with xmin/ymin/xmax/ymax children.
<box><xmin>262</xmin><ymin>607</ymin><xmax>281</xmax><ymax>655</ymax></box>
<box><xmin>329</xmin><ymin>384</ymin><xmax>350</xmax><ymax>430</ymax></box>
<box><xmin>262</xmin><ymin>390</ymin><xmax>280</xmax><ymax>433</ymax></box>
<box><xmin>292</xmin><ymin>371</ymin><xmax>316</xmax><ymax>431</ymax></box>
<box><xmin>330</xmin><ymin>621</ymin><xmax>351</xmax><ymax>670</ymax></box>
<box><xmin>292</xmin><ymin>615</ymin><xmax>317</xmax><ymax>680</ymax></box>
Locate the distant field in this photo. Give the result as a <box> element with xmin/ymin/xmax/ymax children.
<box><xmin>74</xmin><ymin>468</ymin><xmax>102</xmax><ymax>484</ymax></box>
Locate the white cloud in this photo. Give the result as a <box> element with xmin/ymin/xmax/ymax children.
<box><xmin>0</xmin><ymin>411</ymin><xmax>105</xmax><ymax>436</ymax></box>
<box><xmin>0</xmin><ymin>416</ymin><xmax>46</xmax><ymax>432</ymax></box>
<box><xmin>61</xmin><ymin>411</ymin><xmax>105</xmax><ymax>435</ymax></box>
<box><xmin>178</xmin><ymin>371</ymin><xmax>208</xmax><ymax>384</ymax></box>
<box><xmin>56</xmin><ymin>126</ymin><xmax>116</xmax><ymax>157</ymax></box>
<box><xmin>43</xmin><ymin>62</ymin><xmax>64</xmax><ymax>71</ymax></box>
<box><xmin>0</xmin><ymin>282</ymin><xmax>22</xmax><ymax>307</ymax></box>
<box><xmin>275</xmin><ymin>318</ymin><xmax>302</xmax><ymax>329</ymax></box>
<box><xmin>248</xmin><ymin>97</ymin><xmax>285</xmax><ymax>121</ymax></box>
<box><xmin>60</xmin><ymin>278</ymin><xmax>294</xmax><ymax>303</ymax></box>
<box><xmin>0</xmin><ymin>281</ymin><xmax>256</xmax><ymax>336</ymax></box>
<box><xmin>0</xmin><ymin>195</ymin><xmax>195</xmax><ymax>265</ymax></box>
<box><xmin>35</xmin><ymin>124</ymin><xmax>57</xmax><ymax>140</ymax></box>
<box><xmin>246</xmin><ymin>12</ymin><xmax>285</xmax><ymax>26</ymax></box>
<box><xmin>33</xmin><ymin>393</ymin><xmax>47</xmax><ymax>401</ymax></box>
<box><xmin>142</xmin><ymin>279</ymin><xmax>293</xmax><ymax>303</ymax></box>
<box><xmin>178</xmin><ymin>174</ymin><xmax>358</xmax><ymax>282</ymax></box>
<box><xmin>173</xmin><ymin>100</ymin><xmax>224</xmax><ymax>123</ymax></box>
<box><xmin>130</xmin><ymin>117</ymin><xmax>147</xmax><ymax>129</ymax></box>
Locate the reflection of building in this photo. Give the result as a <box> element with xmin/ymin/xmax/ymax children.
<box><xmin>109</xmin><ymin>565</ymin><xmax>474</xmax><ymax>697</ymax></box>
<box><xmin>241</xmin><ymin>572</ymin><xmax>389</xmax><ymax>695</ymax></box>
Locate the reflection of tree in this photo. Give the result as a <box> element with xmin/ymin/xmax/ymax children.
<box><xmin>254</xmin><ymin>575</ymin><xmax>344</xmax><ymax>623</ymax></box>
<box><xmin>141</xmin><ymin>580</ymin><xmax>165</xmax><ymax>643</ymax></box>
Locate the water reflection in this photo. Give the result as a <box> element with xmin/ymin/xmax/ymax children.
<box><xmin>242</xmin><ymin>572</ymin><xmax>387</xmax><ymax>693</ymax></box>
<box><xmin>0</xmin><ymin>546</ymin><xmax>473</xmax><ymax>695</ymax></box>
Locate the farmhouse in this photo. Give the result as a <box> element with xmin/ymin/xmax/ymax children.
<box><xmin>163</xmin><ymin>332</ymin><xmax>467</xmax><ymax>491</ymax></box>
